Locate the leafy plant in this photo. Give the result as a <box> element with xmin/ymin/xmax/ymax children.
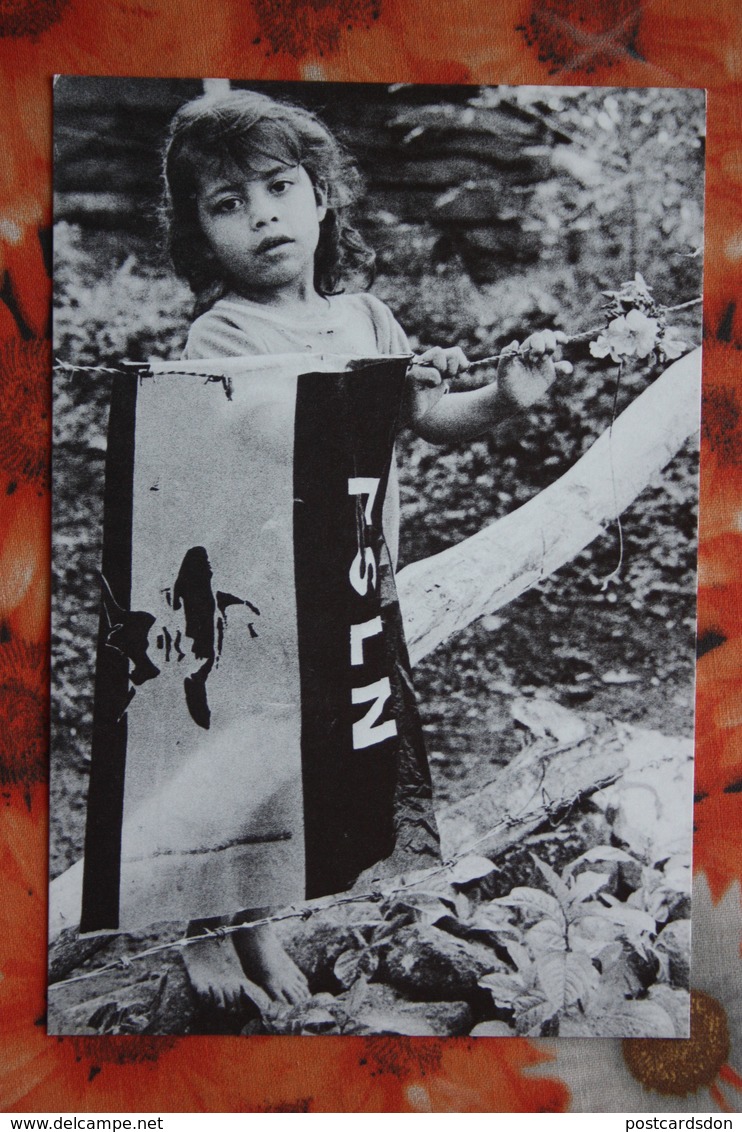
<box><xmin>475</xmin><ymin>846</ymin><xmax>687</xmax><ymax>1036</ymax></box>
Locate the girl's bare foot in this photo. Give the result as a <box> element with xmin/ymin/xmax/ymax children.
<box><xmin>182</xmin><ymin>929</ymin><xmax>268</xmax><ymax>1013</ymax></box>
<box><xmin>232</xmin><ymin>920</ymin><xmax>310</xmax><ymax>1005</ymax></box>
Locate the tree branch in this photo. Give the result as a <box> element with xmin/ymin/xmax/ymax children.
<box><xmin>397</xmin><ymin>347</ymin><xmax>701</xmax><ymax>667</ymax></box>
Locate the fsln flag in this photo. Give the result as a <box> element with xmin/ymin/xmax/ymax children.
<box><xmin>80</xmin><ymin>353</ymin><xmax>440</xmax><ymax>934</ymax></box>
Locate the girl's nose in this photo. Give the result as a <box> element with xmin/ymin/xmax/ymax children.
<box><xmin>250</xmin><ymin>189</ymin><xmax>279</xmax><ymax>229</ymax></box>
<box><xmin>252</xmin><ymin>210</ymin><xmax>278</xmax><ymax>230</ymax></box>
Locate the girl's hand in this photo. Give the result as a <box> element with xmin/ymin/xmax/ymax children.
<box><xmin>497</xmin><ymin>330</ymin><xmax>572</xmax><ymax>411</ymax></box>
<box><xmin>402</xmin><ymin>347</ymin><xmax>469</xmax><ymax>429</ymax></box>
<box><xmin>414</xmin><ymin>346</ymin><xmax>470</xmax><ymax>379</ymax></box>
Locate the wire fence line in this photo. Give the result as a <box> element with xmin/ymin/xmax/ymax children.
<box><xmin>51</xmin><ymin>296</ymin><xmax>701</xmax><ymax>381</ymax></box>
<box><xmin>48</xmin><ymin>749</ymin><xmax>623</xmax><ymax>994</ymax></box>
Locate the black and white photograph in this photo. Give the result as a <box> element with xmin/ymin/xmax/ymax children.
<box><xmin>49</xmin><ymin>76</ymin><xmax>704</xmax><ymax>1039</ymax></box>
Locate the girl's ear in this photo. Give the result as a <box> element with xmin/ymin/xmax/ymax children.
<box><xmin>314</xmin><ymin>180</ymin><xmax>328</xmax><ymax>223</ymax></box>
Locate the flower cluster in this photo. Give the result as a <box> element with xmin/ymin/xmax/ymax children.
<box><xmin>590</xmin><ymin>274</ymin><xmax>689</xmax><ymax>365</ymax></box>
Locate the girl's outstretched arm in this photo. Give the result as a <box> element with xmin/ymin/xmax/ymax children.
<box><xmin>407</xmin><ymin>331</ymin><xmax>572</xmax><ymax>445</ymax></box>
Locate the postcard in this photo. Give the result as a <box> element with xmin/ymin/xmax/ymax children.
<box><xmin>49</xmin><ymin>76</ymin><xmax>703</xmax><ymax>1038</ymax></box>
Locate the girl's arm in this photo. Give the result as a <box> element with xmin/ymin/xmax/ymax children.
<box><xmin>405</xmin><ymin>332</ymin><xmax>572</xmax><ymax>444</ymax></box>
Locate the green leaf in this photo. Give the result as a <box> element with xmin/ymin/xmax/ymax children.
<box><xmin>568</xmin><ymin>870</ymin><xmax>613</xmax><ymax>905</ymax></box>
<box><xmin>526</xmin><ymin>918</ymin><xmax>566</xmax><ymax>955</ymax></box>
<box><xmin>563</xmin><ymin>845</ymin><xmax>637</xmax><ymax>878</ymax></box>
<box><xmin>504</xmin><ymin>939</ymin><xmax>533</xmax><ymax>974</ymax></box>
<box><xmin>478</xmin><ymin>971</ymin><xmax>525</xmax><ymax>1005</ymax></box>
<box><xmin>531</xmin><ymin>855</ymin><xmax>571</xmax><ymax>908</ymax></box>
<box><xmin>334</xmin><ymin>948</ymin><xmax>378</xmax><ymax>989</ymax></box>
<box><xmin>344</xmin><ymin>975</ymin><xmax>372</xmax><ymax>1018</ymax></box>
<box><xmin>594</xmin><ymin>941</ymin><xmax>625</xmax><ymax>972</ymax></box>
<box><xmin>495</xmin><ymin>886</ymin><xmax>565</xmax><ymax>924</ymax></box>
<box><xmin>517</xmin><ymin>995</ymin><xmax>551</xmax><ymax>1036</ymax></box>
<box><xmin>568</xmin><ymin>915</ymin><xmax>620</xmax><ymax>959</ymax></box>
<box><xmin>469</xmin><ymin>904</ymin><xmax>517</xmax><ymax>933</ymax></box>
<box><xmin>454</xmin><ymin>891</ymin><xmax>472</xmax><ymax>922</ymax></box>
<box><xmin>382</xmin><ymin>891</ymin><xmax>454</xmax><ymax>928</ymax></box>
<box><xmin>598</xmin><ymin>897</ymin><xmax>657</xmax><ymax>936</ymax></box>
<box><xmin>394</xmin><ymin>892</ymin><xmax>453</xmax><ymax>926</ymax></box>
<box><xmin>537</xmin><ymin>950</ymin><xmax>599</xmax><ymax>1012</ymax></box>
<box><xmin>448</xmin><ymin>854</ymin><xmax>497</xmax><ymax>886</ymax></box>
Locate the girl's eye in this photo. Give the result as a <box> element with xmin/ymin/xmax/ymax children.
<box><xmin>214</xmin><ymin>197</ymin><xmax>243</xmax><ymax>214</ymax></box>
<box><xmin>270</xmin><ymin>179</ymin><xmax>293</xmax><ymax>195</ymax></box>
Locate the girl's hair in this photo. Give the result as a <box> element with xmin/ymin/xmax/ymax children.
<box><xmin>162</xmin><ymin>89</ymin><xmax>375</xmax><ymax>314</ymax></box>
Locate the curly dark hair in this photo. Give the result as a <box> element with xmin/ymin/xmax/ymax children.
<box><xmin>162</xmin><ymin>89</ymin><xmax>375</xmax><ymax>315</ymax></box>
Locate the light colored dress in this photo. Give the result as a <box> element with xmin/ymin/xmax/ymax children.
<box><xmin>184</xmin><ymin>291</ymin><xmax>410</xmax><ymax>359</ymax></box>
<box><xmin>184</xmin><ymin>290</ymin><xmax>411</xmax><ymax>563</ymax></box>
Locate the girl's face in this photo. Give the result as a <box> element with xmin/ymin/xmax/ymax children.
<box><xmin>195</xmin><ymin>158</ymin><xmax>327</xmax><ymax>300</ymax></box>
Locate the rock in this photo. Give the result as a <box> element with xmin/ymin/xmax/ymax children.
<box><xmin>625</xmin><ymin>943</ymin><xmax>660</xmax><ymax>992</ymax></box>
<box><xmin>47</xmin><ymin>928</ymin><xmax>241</xmax><ymax>1037</ymax></box>
<box><xmin>47</xmin><ymin>964</ymin><xmax>167</xmax><ymax>1036</ymax></box>
<box><xmin>262</xmin><ymin>982</ymin><xmax>473</xmax><ymax>1037</ymax></box>
<box><xmin>48</xmin><ymin>928</ymin><xmax>110</xmax><ymax>985</ymax></box>
<box><xmin>378</xmin><ymin>924</ymin><xmax>500</xmax><ymax>1002</ymax></box>
<box><xmin>150</xmin><ymin>954</ymin><xmax>199</xmax><ymax>1034</ymax></box>
<box><xmin>339</xmin><ymin>982</ymin><xmax>472</xmax><ymax>1037</ymax></box>
<box><xmin>278</xmin><ymin>919</ymin><xmax>369</xmax><ymax>991</ymax></box>
<box><xmin>479</xmin><ymin>845</ymin><xmax>542</xmax><ymax>898</ymax></box>
<box><xmin>240</xmin><ymin>1017</ymin><xmax>268</xmax><ymax>1036</ymax></box>
<box><xmin>262</xmin><ymin>992</ymin><xmax>346</xmax><ymax>1036</ymax></box>
<box><xmin>616</xmin><ymin>856</ymin><xmax>644</xmax><ymax>895</ymax></box>
<box><xmin>654</xmin><ymin>920</ymin><xmax>691</xmax><ymax>988</ymax></box>
<box><xmin>666</xmin><ymin>891</ymin><xmax>692</xmax><ymax>923</ymax></box>
<box><xmin>522</xmin><ymin>810</ymin><xmax>615</xmax><ymax>879</ymax></box>
<box><xmin>476</xmin><ymin>809</ymin><xmax>613</xmax><ymax>902</ymax></box>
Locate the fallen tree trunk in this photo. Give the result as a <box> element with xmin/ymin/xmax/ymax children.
<box><xmin>436</xmin><ymin>698</ymin><xmax>628</xmax><ymax>858</ymax></box>
<box><xmin>48</xmin><ymin>350</ymin><xmax>701</xmax><ymax>940</ymax></box>
<box><xmin>437</xmin><ymin>697</ymin><xmax>691</xmax><ymax>862</ymax></box>
<box><xmin>398</xmin><ymin>347</ymin><xmax>702</xmax><ymax>666</ymax></box>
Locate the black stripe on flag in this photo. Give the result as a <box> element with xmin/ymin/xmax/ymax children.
<box><xmin>80</xmin><ymin>374</ymin><xmax>137</xmax><ymax>933</ymax></box>
<box><xmin>294</xmin><ymin>359</ymin><xmax>433</xmax><ymax>899</ymax></box>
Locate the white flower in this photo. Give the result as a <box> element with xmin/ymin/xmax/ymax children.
<box><xmin>590</xmin><ymin>310</ymin><xmax>660</xmax><ymax>363</ymax></box>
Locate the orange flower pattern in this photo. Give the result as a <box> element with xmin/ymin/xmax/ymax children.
<box><xmin>0</xmin><ymin>0</ymin><xmax>741</xmax><ymax>1113</ymax></box>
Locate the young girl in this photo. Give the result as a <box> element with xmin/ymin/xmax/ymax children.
<box><xmin>161</xmin><ymin>88</ymin><xmax>570</xmax><ymax>1012</ymax></box>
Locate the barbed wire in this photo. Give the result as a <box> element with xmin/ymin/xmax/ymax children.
<box><xmin>48</xmin><ymin>750</ymin><xmax>622</xmax><ymax>994</ymax></box>
<box><xmin>52</xmin><ymin>296</ymin><xmax>702</xmax><ymax>381</ymax></box>
<box><xmin>466</xmin><ymin>298</ymin><xmax>702</xmax><ymax>370</ymax></box>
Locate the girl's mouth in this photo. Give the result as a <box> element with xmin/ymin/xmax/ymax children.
<box><xmin>256</xmin><ymin>236</ymin><xmax>295</xmax><ymax>255</ymax></box>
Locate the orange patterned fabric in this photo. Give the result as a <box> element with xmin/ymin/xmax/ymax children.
<box><xmin>1</xmin><ymin>0</ymin><xmax>741</xmax><ymax>1112</ymax></box>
